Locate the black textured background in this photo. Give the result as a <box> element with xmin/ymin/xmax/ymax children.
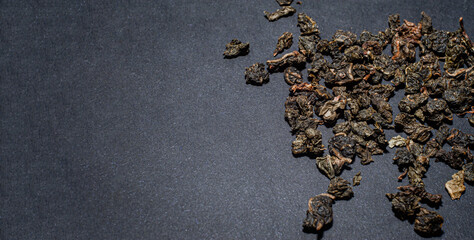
<box><xmin>1</xmin><ymin>1</ymin><xmax>473</xmax><ymax>239</ymax></box>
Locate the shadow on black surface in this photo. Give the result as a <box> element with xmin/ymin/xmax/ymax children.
<box><xmin>415</xmin><ymin>229</ymin><xmax>444</xmax><ymax>238</ymax></box>
<box><xmin>302</xmin><ymin>220</ymin><xmax>333</xmax><ymax>240</ymax></box>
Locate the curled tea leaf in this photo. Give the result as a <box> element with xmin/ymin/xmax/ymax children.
<box><xmin>264</xmin><ymin>6</ymin><xmax>296</xmax><ymax>22</ymax></box>
<box><xmin>445</xmin><ymin>170</ymin><xmax>466</xmax><ymax>200</ymax></box>
<box><xmin>274</xmin><ymin>32</ymin><xmax>293</xmax><ymax>56</ymax></box>
<box><xmin>352</xmin><ymin>172</ymin><xmax>362</xmax><ymax>186</ymax></box>
<box><xmin>316</xmin><ymin>155</ymin><xmax>351</xmax><ymax>179</ymax></box>
<box><xmin>223</xmin><ymin>39</ymin><xmax>249</xmax><ymax>58</ymax></box>
<box><xmin>267</xmin><ymin>51</ymin><xmax>306</xmax><ymax>73</ymax></box>
<box><xmin>297</xmin><ymin>13</ymin><xmax>319</xmax><ymax>35</ymax></box>
<box><xmin>414</xmin><ymin>208</ymin><xmax>443</xmax><ymax>236</ymax></box>
<box><xmin>389</xmin><ymin>135</ymin><xmax>407</xmax><ymax>148</ymax></box>
<box><xmin>397</xmin><ymin>185</ymin><xmax>442</xmax><ymax>206</ymax></box>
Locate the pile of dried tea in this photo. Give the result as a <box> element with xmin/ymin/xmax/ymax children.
<box><xmin>225</xmin><ymin>1</ymin><xmax>472</xmax><ymax>236</ymax></box>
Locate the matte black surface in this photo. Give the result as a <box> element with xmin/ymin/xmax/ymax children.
<box><xmin>1</xmin><ymin>1</ymin><xmax>473</xmax><ymax>239</ymax></box>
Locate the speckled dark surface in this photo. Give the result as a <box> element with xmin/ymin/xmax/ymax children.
<box><xmin>1</xmin><ymin>1</ymin><xmax>473</xmax><ymax>239</ymax></box>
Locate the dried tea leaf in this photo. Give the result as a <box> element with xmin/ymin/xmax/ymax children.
<box><xmin>284</xmin><ymin>67</ymin><xmax>303</xmax><ymax>85</ymax></box>
<box><xmin>332</xmin><ymin>121</ymin><xmax>351</xmax><ymax>135</ymax></box>
<box><xmin>274</xmin><ymin>32</ymin><xmax>293</xmax><ymax>56</ymax></box>
<box><xmin>316</xmin><ymin>155</ymin><xmax>351</xmax><ymax>179</ymax></box>
<box><xmin>386</xmin><ymin>190</ymin><xmax>421</xmax><ymax>220</ymax></box>
<box><xmin>327</xmin><ymin>177</ymin><xmax>354</xmax><ymax>200</ymax></box>
<box><xmin>463</xmin><ymin>162</ymin><xmax>474</xmax><ymax>184</ymax></box>
<box><xmin>434</xmin><ymin>124</ymin><xmax>450</xmax><ymax>145</ymax></box>
<box><xmin>424</xmin><ymin>99</ymin><xmax>452</xmax><ymax>122</ymax></box>
<box><xmin>299</xmin><ymin>34</ymin><xmax>320</xmax><ymax>57</ymax></box>
<box><xmin>446</xmin><ymin>129</ymin><xmax>474</xmax><ymax>148</ymax></box>
<box><xmin>422</xmin><ymin>30</ymin><xmax>449</xmax><ymax>56</ymax></box>
<box><xmin>445</xmin><ymin>170</ymin><xmax>466</xmax><ymax>200</ymax></box>
<box><xmin>264</xmin><ymin>6</ymin><xmax>296</xmax><ymax>22</ymax></box>
<box><xmin>394</xmin><ymin>113</ymin><xmax>432</xmax><ymax>143</ymax></box>
<box><xmin>398</xmin><ymin>93</ymin><xmax>429</xmax><ymax>114</ymax></box>
<box><xmin>291</xmin><ymin>129</ymin><xmax>325</xmax><ymax>156</ymax></box>
<box><xmin>407</xmin><ymin>163</ymin><xmax>426</xmax><ymax>188</ymax></box>
<box><xmin>245</xmin><ymin>63</ymin><xmax>269</xmax><ymax>85</ymax></box>
<box><xmin>303</xmin><ymin>193</ymin><xmax>335</xmax><ymax>232</ymax></box>
<box><xmin>391</xmin><ymin>19</ymin><xmax>422</xmax><ymax>62</ymax></box>
<box><xmin>353</xmin><ymin>172</ymin><xmax>362</xmax><ymax>186</ymax></box>
<box><xmin>329</xmin><ymin>133</ymin><xmax>356</xmax><ymax>160</ymax></box>
<box><xmin>267</xmin><ymin>51</ymin><xmax>306</xmax><ymax>73</ymax></box>
<box><xmin>414</xmin><ymin>208</ymin><xmax>443</xmax><ymax>236</ymax></box>
<box><xmin>357</xmin><ymin>145</ymin><xmax>374</xmax><ymax>165</ymax></box>
<box><xmin>443</xmin><ymin>86</ymin><xmax>472</xmax><ymax>114</ymax></box>
<box><xmin>424</xmin><ymin>139</ymin><xmax>440</xmax><ymax>158</ymax></box>
<box><xmin>420</xmin><ymin>12</ymin><xmax>433</xmax><ymax>35</ymax></box>
<box><xmin>297</xmin><ymin>13</ymin><xmax>319</xmax><ymax>35</ymax></box>
<box><xmin>397</xmin><ymin>185</ymin><xmax>442</xmax><ymax>206</ymax></box>
<box><xmin>350</xmin><ymin>121</ymin><xmax>374</xmax><ymax>139</ymax></box>
<box><xmin>434</xmin><ymin>146</ymin><xmax>467</xmax><ymax>170</ymax></box>
<box><xmin>318</xmin><ymin>96</ymin><xmax>346</xmax><ymax>123</ymax></box>
<box><xmin>389</xmin><ymin>135</ymin><xmax>407</xmax><ymax>148</ymax></box>
<box><xmin>223</xmin><ymin>39</ymin><xmax>249</xmax><ymax>58</ymax></box>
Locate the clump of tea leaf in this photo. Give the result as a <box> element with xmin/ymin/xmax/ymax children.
<box><xmin>284</xmin><ymin>67</ymin><xmax>303</xmax><ymax>85</ymax></box>
<box><xmin>386</xmin><ymin>189</ymin><xmax>421</xmax><ymax>220</ymax></box>
<box><xmin>316</xmin><ymin>155</ymin><xmax>352</xmax><ymax>179</ymax></box>
<box><xmin>303</xmin><ymin>193</ymin><xmax>335</xmax><ymax>232</ymax></box>
<box><xmin>245</xmin><ymin>63</ymin><xmax>269</xmax><ymax>85</ymax></box>
<box><xmin>264</xmin><ymin>6</ymin><xmax>296</xmax><ymax>22</ymax></box>
<box><xmin>445</xmin><ymin>170</ymin><xmax>466</xmax><ymax>200</ymax></box>
<box><xmin>274</xmin><ymin>32</ymin><xmax>294</xmax><ymax>56</ymax></box>
<box><xmin>327</xmin><ymin>177</ymin><xmax>353</xmax><ymax>200</ymax></box>
<box><xmin>353</xmin><ymin>172</ymin><xmax>362</xmax><ymax>186</ymax></box>
<box><xmin>414</xmin><ymin>208</ymin><xmax>444</xmax><ymax>236</ymax></box>
<box><xmin>223</xmin><ymin>39</ymin><xmax>249</xmax><ymax>58</ymax></box>
<box><xmin>463</xmin><ymin>162</ymin><xmax>474</xmax><ymax>184</ymax></box>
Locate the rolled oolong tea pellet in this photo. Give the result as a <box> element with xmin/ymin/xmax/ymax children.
<box><xmin>327</xmin><ymin>177</ymin><xmax>354</xmax><ymax>200</ymax></box>
<box><xmin>245</xmin><ymin>63</ymin><xmax>269</xmax><ymax>86</ymax></box>
<box><xmin>386</xmin><ymin>190</ymin><xmax>421</xmax><ymax>220</ymax></box>
<box><xmin>284</xmin><ymin>67</ymin><xmax>303</xmax><ymax>85</ymax></box>
<box><xmin>303</xmin><ymin>193</ymin><xmax>335</xmax><ymax>232</ymax></box>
